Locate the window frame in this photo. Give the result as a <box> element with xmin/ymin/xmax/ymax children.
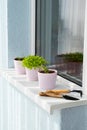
<box><xmin>31</xmin><ymin>0</ymin><xmax>87</xmax><ymax>94</ymax></box>
<box><xmin>30</xmin><ymin>0</ymin><xmax>36</xmax><ymax>55</ymax></box>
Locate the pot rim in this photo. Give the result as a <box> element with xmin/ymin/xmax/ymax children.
<box><xmin>38</xmin><ymin>69</ymin><xmax>57</xmax><ymax>74</ymax></box>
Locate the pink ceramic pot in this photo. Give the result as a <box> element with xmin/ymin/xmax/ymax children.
<box><xmin>25</xmin><ymin>68</ymin><xmax>38</xmax><ymax>81</ymax></box>
<box><xmin>38</xmin><ymin>69</ymin><xmax>57</xmax><ymax>90</ymax></box>
<box><xmin>14</xmin><ymin>60</ymin><xmax>26</xmax><ymax>74</ymax></box>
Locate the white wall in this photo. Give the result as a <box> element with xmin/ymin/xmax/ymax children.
<box><xmin>8</xmin><ymin>0</ymin><xmax>31</xmax><ymax>67</ymax></box>
<box><xmin>0</xmin><ymin>0</ymin><xmax>32</xmax><ymax>68</ymax></box>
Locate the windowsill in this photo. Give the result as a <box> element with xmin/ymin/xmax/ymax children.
<box><xmin>0</xmin><ymin>69</ymin><xmax>87</xmax><ymax>114</ymax></box>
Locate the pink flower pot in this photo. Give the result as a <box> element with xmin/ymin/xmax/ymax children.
<box><xmin>14</xmin><ymin>60</ymin><xmax>26</xmax><ymax>74</ymax></box>
<box><xmin>38</xmin><ymin>69</ymin><xmax>57</xmax><ymax>90</ymax></box>
<box><xmin>25</xmin><ymin>68</ymin><xmax>38</xmax><ymax>81</ymax></box>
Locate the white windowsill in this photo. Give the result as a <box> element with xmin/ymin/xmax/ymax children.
<box><xmin>0</xmin><ymin>69</ymin><xmax>87</xmax><ymax>114</ymax></box>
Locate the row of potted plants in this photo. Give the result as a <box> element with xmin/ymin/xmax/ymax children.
<box><xmin>14</xmin><ymin>55</ymin><xmax>57</xmax><ymax>90</ymax></box>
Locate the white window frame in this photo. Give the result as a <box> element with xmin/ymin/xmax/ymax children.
<box><xmin>83</xmin><ymin>0</ymin><xmax>87</xmax><ymax>95</ymax></box>
<box><xmin>31</xmin><ymin>0</ymin><xmax>87</xmax><ymax>95</ymax></box>
<box><xmin>30</xmin><ymin>0</ymin><xmax>36</xmax><ymax>55</ymax></box>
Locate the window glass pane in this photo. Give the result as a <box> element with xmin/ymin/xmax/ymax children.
<box><xmin>36</xmin><ymin>0</ymin><xmax>86</xmax><ymax>86</ymax></box>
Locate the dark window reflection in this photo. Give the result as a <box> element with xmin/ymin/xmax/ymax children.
<box><xmin>36</xmin><ymin>0</ymin><xmax>85</xmax><ymax>86</ymax></box>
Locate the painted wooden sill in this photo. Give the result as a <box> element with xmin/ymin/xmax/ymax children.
<box><xmin>0</xmin><ymin>69</ymin><xmax>87</xmax><ymax>114</ymax></box>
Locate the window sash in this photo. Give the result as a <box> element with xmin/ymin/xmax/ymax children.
<box><xmin>31</xmin><ymin>0</ymin><xmax>87</xmax><ymax>94</ymax></box>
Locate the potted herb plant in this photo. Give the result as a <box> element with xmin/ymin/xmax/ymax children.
<box><xmin>22</xmin><ymin>55</ymin><xmax>57</xmax><ymax>89</ymax></box>
<box><xmin>38</xmin><ymin>65</ymin><xmax>57</xmax><ymax>90</ymax></box>
<box><xmin>22</xmin><ymin>55</ymin><xmax>47</xmax><ymax>81</ymax></box>
<box><xmin>14</xmin><ymin>57</ymin><xmax>26</xmax><ymax>74</ymax></box>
